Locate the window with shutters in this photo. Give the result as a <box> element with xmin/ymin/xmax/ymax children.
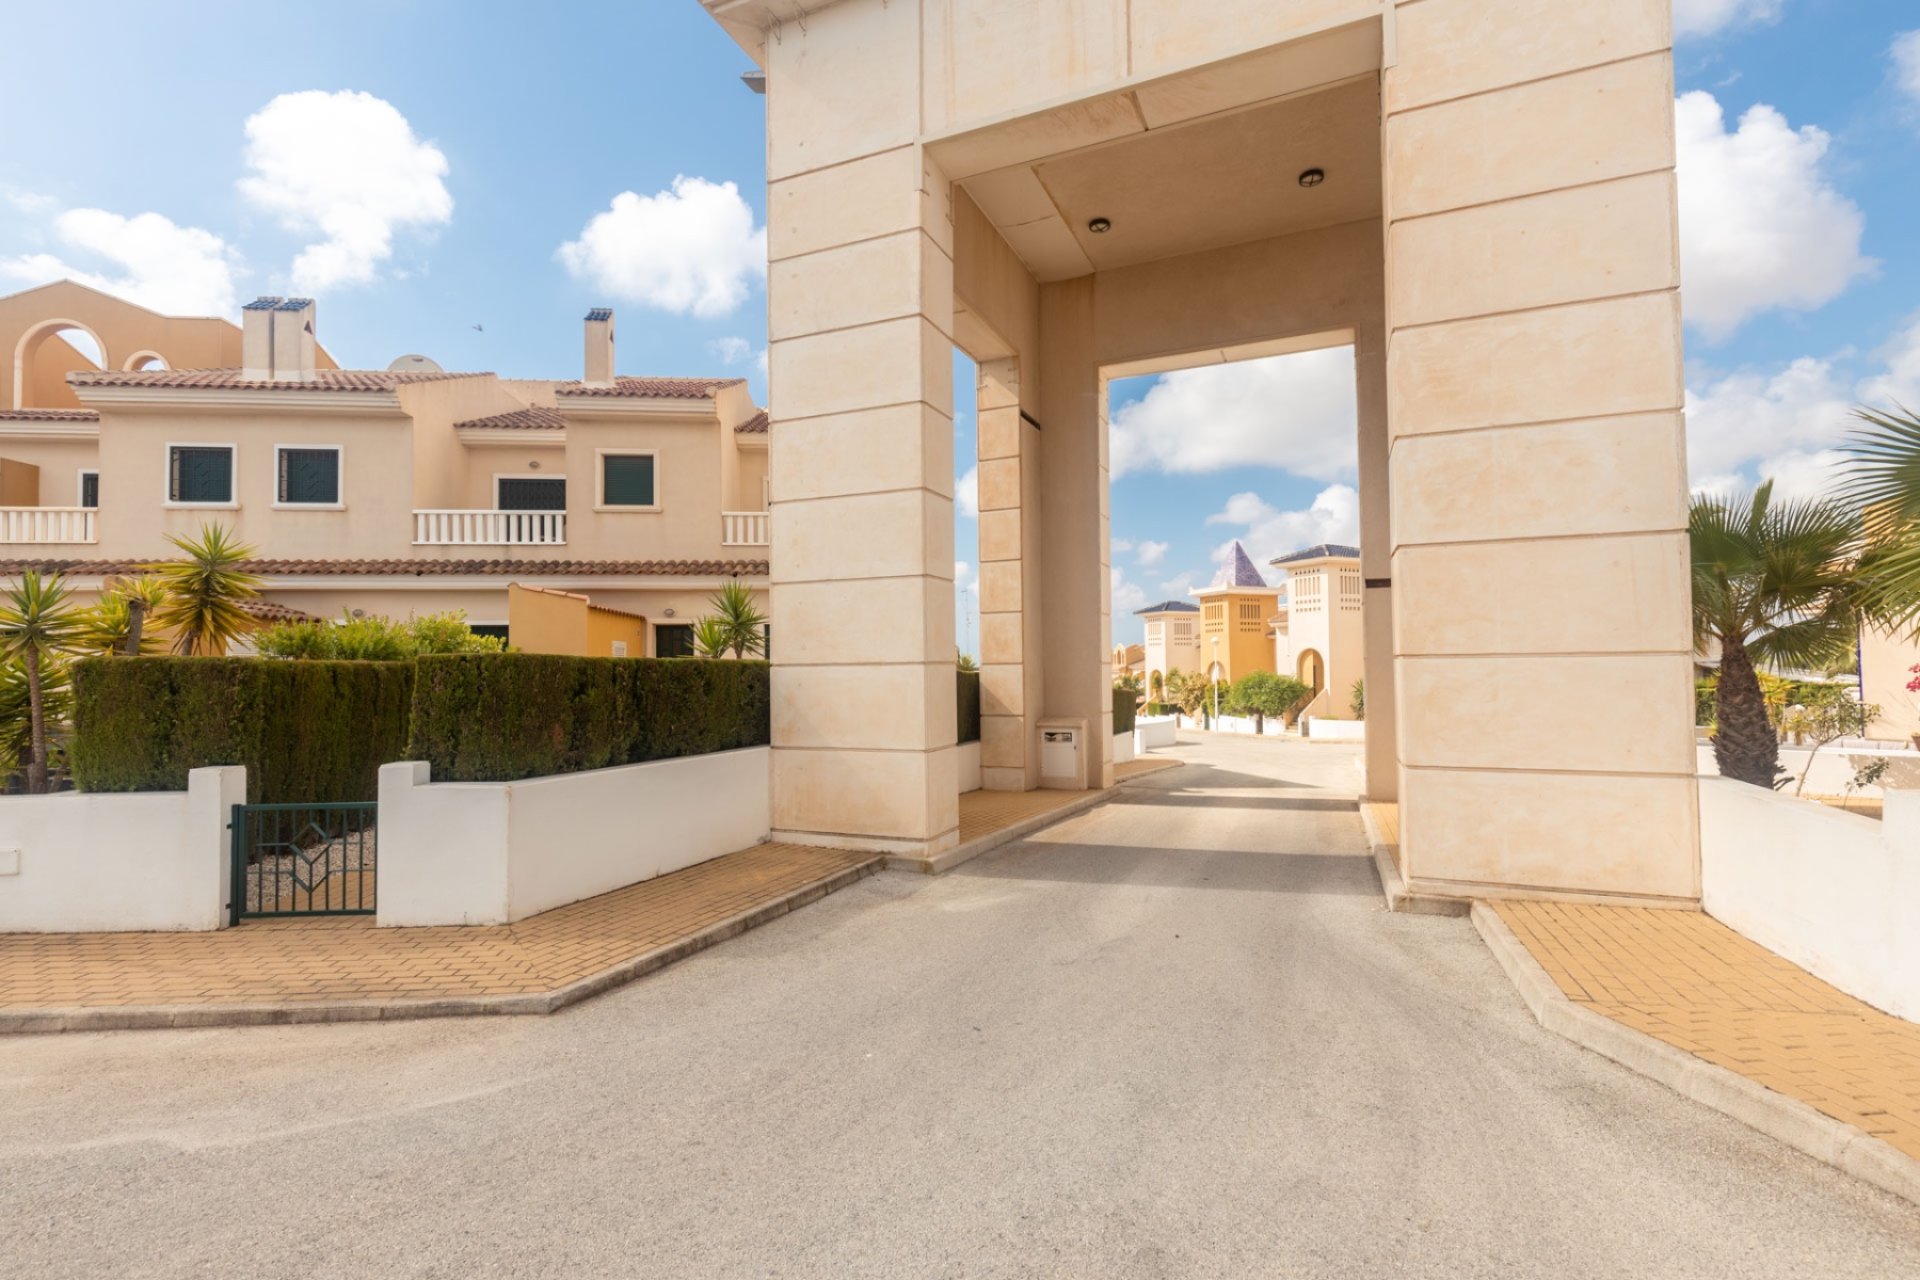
<box><xmin>275</xmin><ymin>445</ymin><xmax>342</xmax><ymax>506</ymax></box>
<box><xmin>167</xmin><ymin>445</ymin><xmax>234</xmax><ymax>505</ymax></box>
<box><xmin>597</xmin><ymin>450</ymin><xmax>659</xmax><ymax>509</ymax></box>
<box><xmin>496</xmin><ymin>476</ymin><xmax>567</xmax><ymax>510</ymax></box>
<box><xmin>77</xmin><ymin>471</ymin><xmax>98</xmax><ymax>508</ymax></box>
<box><xmin>654</xmin><ymin>623</ymin><xmax>695</xmax><ymax>657</ymax></box>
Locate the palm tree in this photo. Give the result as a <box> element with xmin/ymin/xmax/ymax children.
<box><xmin>705</xmin><ymin>579</ymin><xmax>767</xmax><ymax>658</ymax></box>
<box><xmin>691</xmin><ymin>616</ymin><xmax>732</xmax><ymax>659</ymax></box>
<box><xmin>1838</xmin><ymin>404</ymin><xmax>1920</xmax><ymax>629</ymax></box>
<box><xmin>0</xmin><ymin>572</ymin><xmax>82</xmax><ymax>793</ymax></box>
<box><xmin>75</xmin><ymin>576</ymin><xmax>170</xmax><ymax>656</ymax></box>
<box><xmin>1690</xmin><ymin>481</ymin><xmax>1870</xmax><ymax>787</ymax></box>
<box><xmin>147</xmin><ymin>524</ymin><xmax>263</xmax><ymax>655</ymax></box>
<box><xmin>956</xmin><ymin>649</ymin><xmax>979</xmax><ymax>673</ymax></box>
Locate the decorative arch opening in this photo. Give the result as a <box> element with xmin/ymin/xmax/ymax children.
<box><xmin>1297</xmin><ymin>648</ymin><xmax>1325</xmax><ymax>697</ymax></box>
<box><xmin>12</xmin><ymin>318</ymin><xmax>107</xmax><ymax>409</ymax></box>
<box><xmin>122</xmin><ymin>349</ymin><xmax>170</xmax><ymax>372</ymax></box>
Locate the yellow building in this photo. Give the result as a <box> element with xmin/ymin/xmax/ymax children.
<box><xmin>1191</xmin><ymin>543</ymin><xmax>1285</xmax><ymax>687</ymax></box>
<box><xmin>507</xmin><ymin>583</ymin><xmax>648</xmax><ymax>657</ymax></box>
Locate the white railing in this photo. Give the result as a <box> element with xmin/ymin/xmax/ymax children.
<box><xmin>0</xmin><ymin>506</ymin><xmax>96</xmax><ymax>544</ymax></box>
<box><xmin>412</xmin><ymin>509</ymin><xmax>566</xmax><ymax>546</ymax></box>
<box><xmin>721</xmin><ymin>510</ymin><xmax>770</xmax><ymax>547</ymax></box>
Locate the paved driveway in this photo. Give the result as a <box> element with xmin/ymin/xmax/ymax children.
<box><xmin>3</xmin><ymin>734</ymin><xmax>1917</xmax><ymax>1278</ymax></box>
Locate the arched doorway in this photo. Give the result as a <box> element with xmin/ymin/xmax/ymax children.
<box><xmin>1297</xmin><ymin>649</ymin><xmax>1325</xmax><ymax>698</ymax></box>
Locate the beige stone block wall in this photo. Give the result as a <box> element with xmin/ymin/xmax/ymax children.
<box><xmin>1385</xmin><ymin>0</ymin><xmax>1697</xmax><ymax>903</ymax></box>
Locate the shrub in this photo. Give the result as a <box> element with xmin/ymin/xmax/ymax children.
<box><xmin>1112</xmin><ymin>685</ymin><xmax>1138</xmax><ymax>735</ymax></box>
<box><xmin>957</xmin><ymin>668</ymin><xmax>981</xmax><ymax>744</ymax></box>
<box><xmin>70</xmin><ymin>657</ymin><xmax>413</xmax><ymax>802</ymax></box>
<box><xmin>408</xmin><ymin>653</ymin><xmax>769</xmax><ymax>782</ymax></box>
<box><xmin>254</xmin><ymin>610</ymin><xmax>505</xmax><ymax>661</ymax></box>
<box><xmin>1226</xmin><ymin>671</ymin><xmax>1311</xmax><ymax>723</ymax></box>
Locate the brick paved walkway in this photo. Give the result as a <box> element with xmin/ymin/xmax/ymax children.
<box><xmin>1495</xmin><ymin>901</ymin><xmax>1920</xmax><ymax>1163</ymax></box>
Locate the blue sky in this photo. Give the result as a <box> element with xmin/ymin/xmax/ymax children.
<box><xmin>2</xmin><ymin>2</ymin><xmax>1917</xmax><ymax>650</ymax></box>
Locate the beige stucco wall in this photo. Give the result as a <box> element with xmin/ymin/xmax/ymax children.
<box><xmin>1859</xmin><ymin>625</ymin><xmax>1920</xmax><ymax>743</ymax></box>
<box><xmin>0</xmin><ymin>437</ymin><xmax>95</xmax><ymax>510</ymax></box>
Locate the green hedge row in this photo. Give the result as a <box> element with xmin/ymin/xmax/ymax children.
<box><xmin>957</xmin><ymin>669</ymin><xmax>981</xmax><ymax>744</ymax></box>
<box><xmin>1112</xmin><ymin>686</ymin><xmax>1138</xmax><ymax>736</ymax></box>
<box><xmin>70</xmin><ymin>658</ymin><xmax>414</xmax><ymax>803</ymax></box>
<box><xmin>408</xmin><ymin>654</ymin><xmax>769</xmax><ymax>782</ymax></box>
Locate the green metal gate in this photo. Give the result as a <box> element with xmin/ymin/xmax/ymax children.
<box><xmin>229</xmin><ymin>802</ymin><xmax>377</xmax><ymax>923</ymax></box>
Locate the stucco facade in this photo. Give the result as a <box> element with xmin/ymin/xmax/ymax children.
<box><xmin>1271</xmin><ymin>544</ymin><xmax>1365</xmax><ymax>721</ymax></box>
<box><xmin>706</xmin><ymin>0</ymin><xmax>1698</xmax><ymax>903</ymax></box>
<box><xmin>0</xmin><ymin>286</ymin><xmax>770</xmax><ymax>649</ymax></box>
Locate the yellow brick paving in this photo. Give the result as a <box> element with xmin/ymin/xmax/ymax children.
<box><xmin>1495</xmin><ymin>901</ymin><xmax>1920</xmax><ymax>1163</ymax></box>
<box><xmin>0</xmin><ymin>778</ymin><xmax>1168</xmax><ymax>1022</ymax></box>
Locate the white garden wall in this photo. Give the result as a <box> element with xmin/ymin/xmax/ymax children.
<box><xmin>379</xmin><ymin>746</ymin><xmax>772</xmax><ymax>927</ymax></box>
<box><xmin>958</xmin><ymin>740</ymin><xmax>982</xmax><ymax>794</ymax></box>
<box><xmin>1113</xmin><ymin>732</ymin><xmax>1136</xmax><ymax>765</ymax></box>
<box><xmin>0</xmin><ymin>766</ymin><xmax>244</xmax><ymax>933</ymax></box>
<box><xmin>1307</xmin><ymin>718</ymin><xmax>1367</xmax><ymax>742</ymax></box>
<box><xmin>1136</xmin><ymin>716</ymin><xmax>1178</xmax><ymax>749</ymax></box>
<box><xmin>1699</xmin><ymin>777</ymin><xmax>1920</xmax><ymax>1021</ymax></box>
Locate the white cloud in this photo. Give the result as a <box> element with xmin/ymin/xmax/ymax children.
<box><xmin>1890</xmin><ymin>29</ymin><xmax>1920</xmax><ymax>101</ymax></box>
<box><xmin>558</xmin><ymin>176</ymin><xmax>765</xmax><ymax>319</ymax></box>
<box><xmin>1204</xmin><ymin>484</ymin><xmax>1360</xmax><ymax>570</ymax></box>
<box><xmin>239</xmin><ymin>90</ymin><xmax>452</xmax><ymax>293</ymax></box>
<box><xmin>1159</xmin><ymin>571</ymin><xmax>1198</xmax><ymax>599</ymax></box>
<box><xmin>1672</xmin><ymin>0</ymin><xmax>1783</xmax><ymax>40</ymax></box>
<box><xmin>0</xmin><ymin>208</ymin><xmax>240</xmax><ymax>315</ymax></box>
<box><xmin>1110</xmin><ymin>347</ymin><xmax>1357</xmax><ymax>480</ymax></box>
<box><xmin>1111</xmin><ymin>567</ymin><xmax>1148</xmax><ymax>615</ymax></box>
<box><xmin>1685</xmin><ymin>314</ymin><xmax>1920</xmax><ymax>496</ymax></box>
<box><xmin>709</xmin><ymin>335</ymin><xmax>752</xmax><ymax>365</ymax></box>
<box><xmin>955</xmin><ymin>560</ymin><xmax>975</xmax><ymax>590</ymax></box>
<box><xmin>4</xmin><ymin>190</ymin><xmax>56</xmax><ymax>215</ymax></box>
<box><xmin>1111</xmin><ymin>537</ymin><xmax>1134</xmax><ymax>554</ymax></box>
<box><xmin>1676</xmin><ymin>91</ymin><xmax>1872</xmax><ymax>341</ymax></box>
<box><xmin>955</xmin><ymin>466</ymin><xmax>979</xmax><ymax>518</ymax></box>
<box><xmin>1136</xmin><ymin>539</ymin><xmax>1169</xmax><ymax>567</ymax></box>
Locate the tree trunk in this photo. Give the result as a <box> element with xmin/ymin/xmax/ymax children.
<box><xmin>25</xmin><ymin>645</ymin><xmax>47</xmax><ymax>795</ymax></box>
<box><xmin>122</xmin><ymin>600</ymin><xmax>145</xmax><ymax>656</ymax></box>
<box><xmin>1713</xmin><ymin>638</ymin><xmax>1780</xmax><ymax>788</ymax></box>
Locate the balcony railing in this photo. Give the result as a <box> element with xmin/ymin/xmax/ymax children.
<box><xmin>412</xmin><ymin>509</ymin><xmax>566</xmax><ymax>546</ymax></box>
<box><xmin>0</xmin><ymin>506</ymin><xmax>96</xmax><ymax>544</ymax></box>
<box><xmin>721</xmin><ymin>510</ymin><xmax>770</xmax><ymax>547</ymax></box>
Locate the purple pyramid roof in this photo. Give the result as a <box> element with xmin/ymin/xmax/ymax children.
<box><xmin>1212</xmin><ymin>541</ymin><xmax>1269</xmax><ymax>589</ymax></box>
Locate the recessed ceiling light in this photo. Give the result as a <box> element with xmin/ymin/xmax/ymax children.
<box><xmin>1298</xmin><ymin>168</ymin><xmax>1326</xmax><ymax>188</ymax></box>
<box><xmin>1087</xmin><ymin>216</ymin><xmax>1112</xmax><ymax>234</ymax></box>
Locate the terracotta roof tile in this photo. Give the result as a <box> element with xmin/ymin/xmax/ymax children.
<box><xmin>735</xmin><ymin>409</ymin><xmax>770</xmax><ymax>434</ymax></box>
<box><xmin>0</xmin><ymin>557</ymin><xmax>768</xmax><ymax>578</ymax></box>
<box><xmin>454</xmin><ymin>406</ymin><xmax>568</xmax><ymax>431</ymax></box>
<box><xmin>238</xmin><ymin>599</ymin><xmax>322</xmax><ymax>624</ymax></box>
<box><xmin>555</xmin><ymin>376</ymin><xmax>744</xmax><ymax>399</ymax></box>
<box><xmin>0</xmin><ymin>408</ymin><xmax>99</xmax><ymax>422</ymax></box>
<box><xmin>68</xmin><ymin>368</ymin><xmax>487</xmax><ymax>392</ymax></box>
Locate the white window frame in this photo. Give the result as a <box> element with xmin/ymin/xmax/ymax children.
<box><xmin>75</xmin><ymin>469</ymin><xmax>99</xmax><ymax>508</ymax></box>
<box><xmin>272</xmin><ymin>444</ymin><xmax>346</xmax><ymax>510</ymax></box>
<box><xmin>493</xmin><ymin>472</ymin><xmax>569</xmax><ymax>511</ymax></box>
<box><xmin>594</xmin><ymin>448</ymin><xmax>662</xmax><ymax>512</ymax></box>
<box><xmin>163</xmin><ymin>442</ymin><xmax>237</xmax><ymax>510</ymax></box>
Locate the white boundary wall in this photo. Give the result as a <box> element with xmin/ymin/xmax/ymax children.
<box><xmin>1136</xmin><ymin>716</ymin><xmax>1178</xmax><ymax>749</ymax></box>
<box><xmin>1307</xmin><ymin>718</ymin><xmax>1367</xmax><ymax>742</ymax></box>
<box><xmin>0</xmin><ymin>766</ymin><xmax>244</xmax><ymax>932</ymax></box>
<box><xmin>379</xmin><ymin>746</ymin><xmax>772</xmax><ymax>927</ymax></box>
<box><xmin>958</xmin><ymin>740</ymin><xmax>982</xmax><ymax>794</ymax></box>
<box><xmin>1699</xmin><ymin>777</ymin><xmax>1920</xmax><ymax>1021</ymax></box>
<box><xmin>1113</xmin><ymin>732</ymin><xmax>1136</xmax><ymax>764</ymax></box>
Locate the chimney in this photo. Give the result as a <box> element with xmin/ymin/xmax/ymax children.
<box><xmin>584</xmin><ymin>308</ymin><xmax>614</xmax><ymax>387</ymax></box>
<box><xmin>241</xmin><ymin>296</ymin><xmax>282</xmax><ymax>380</ymax></box>
<box><xmin>271</xmin><ymin>298</ymin><xmax>317</xmax><ymax>382</ymax></box>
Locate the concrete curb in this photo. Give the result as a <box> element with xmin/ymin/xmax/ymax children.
<box><xmin>0</xmin><ymin>857</ymin><xmax>885</xmax><ymax>1036</ymax></box>
<box><xmin>1357</xmin><ymin>803</ymin><xmax>1469</xmax><ymax>917</ymax></box>
<box><xmin>1471</xmin><ymin>901</ymin><xmax>1920</xmax><ymax>1210</ymax></box>
<box><xmin>886</xmin><ymin>756</ymin><xmax>1184</xmax><ymax>876</ymax></box>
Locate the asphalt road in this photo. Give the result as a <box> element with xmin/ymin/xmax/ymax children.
<box><xmin>3</xmin><ymin>734</ymin><xmax>1917</xmax><ymax>1278</ymax></box>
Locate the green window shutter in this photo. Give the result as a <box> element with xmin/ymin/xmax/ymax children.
<box><xmin>654</xmin><ymin>624</ymin><xmax>694</xmax><ymax>658</ymax></box>
<box><xmin>601</xmin><ymin>454</ymin><xmax>655</xmax><ymax>507</ymax></box>
<box><xmin>79</xmin><ymin>473</ymin><xmax>98</xmax><ymax>508</ymax></box>
<box><xmin>171</xmin><ymin>447</ymin><xmax>232</xmax><ymax>503</ymax></box>
<box><xmin>497</xmin><ymin>477</ymin><xmax>567</xmax><ymax>511</ymax></box>
<box><xmin>278</xmin><ymin>448</ymin><xmax>339</xmax><ymax>504</ymax></box>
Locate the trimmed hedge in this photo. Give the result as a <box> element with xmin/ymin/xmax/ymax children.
<box><xmin>70</xmin><ymin>657</ymin><xmax>413</xmax><ymax>803</ymax></box>
<box><xmin>957</xmin><ymin>669</ymin><xmax>981</xmax><ymax>744</ymax></box>
<box><xmin>1112</xmin><ymin>686</ymin><xmax>1138</xmax><ymax>736</ymax></box>
<box><xmin>409</xmin><ymin>653</ymin><xmax>769</xmax><ymax>782</ymax></box>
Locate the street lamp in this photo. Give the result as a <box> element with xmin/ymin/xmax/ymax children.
<box><xmin>1210</xmin><ymin>636</ymin><xmax>1221</xmax><ymax>725</ymax></box>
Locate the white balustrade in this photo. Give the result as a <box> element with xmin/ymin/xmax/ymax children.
<box><xmin>412</xmin><ymin>509</ymin><xmax>567</xmax><ymax>546</ymax></box>
<box><xmin>721</xmin><ymin>510</ymin><xmax>770</xmax><ymax>547</ymax></box>
<box><xmin>0</xmin><ymin>506</ymin><xmax>96</xmax><ymax>544</ymax></box>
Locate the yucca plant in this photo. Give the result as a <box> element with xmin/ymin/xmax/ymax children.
<box><xmin>0</xmin><ymin>571</ymin><xmax>83</xmax><ymax>792</ymax></box>
<box><xmin>75</xmin><ymin>575</ymin><xmax>170</xmax><ymax>656</ymax></box>
<box><xmin>691</xmin><ymin>616</ymin><xmax>733</xmax><ymax>659</ymax></box>
<box><xmin>147</xmin><ymin>523</ymin><xmax>263</xmax><ymax>655</ymax></box>
<box><xmin>1690</xmin><ymin>481</ymin><xmax>1873</xmax><ymax>788</ymax></box>
<box><xmin>705</xmin><ymin>580</ymin><xmax>767</xmax><ymax>658</ymax></box>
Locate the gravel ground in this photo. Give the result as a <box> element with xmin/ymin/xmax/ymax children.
<box><xmin>4</xmin><ymin>734</ymin><xmax>1918</xmax><ymax>1278</ymax></box>
<box><xmin>242</xmin><ymin>822</ymin><xmax>376</xmax><ymax>914</ymax></box>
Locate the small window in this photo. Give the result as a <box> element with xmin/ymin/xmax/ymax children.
<box><xmin>169</xmin><ymin>445</ymin><xmax>233</xmax><ymax>504</ymax></box>
<box><xmin>498</xmin><ymin>477</ymin><xmax>566</xmax><ymax>511</ymax></box>
<box><xmin>654</xmin><ymin>623</ymin><xmax>695</xmax><ymax>658</ymax></box>
<box><xmin>611</xmin><ymin>640</ymin><xmax>628</xmax><ymax>658</ymax></box>
<box><xmin>277</xmin><ymin>447</ymin><xmax>340</xmax><ymax>505</ymax></box>
<box><xmin>600</xmin><ymin>453</ymin><xmax>657</xmax><ymax>508</ymax></box>
<box><xmin>78</xmin><ymin>471</ymin><xmax>98</xmax><ymax>509</ymax></box>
